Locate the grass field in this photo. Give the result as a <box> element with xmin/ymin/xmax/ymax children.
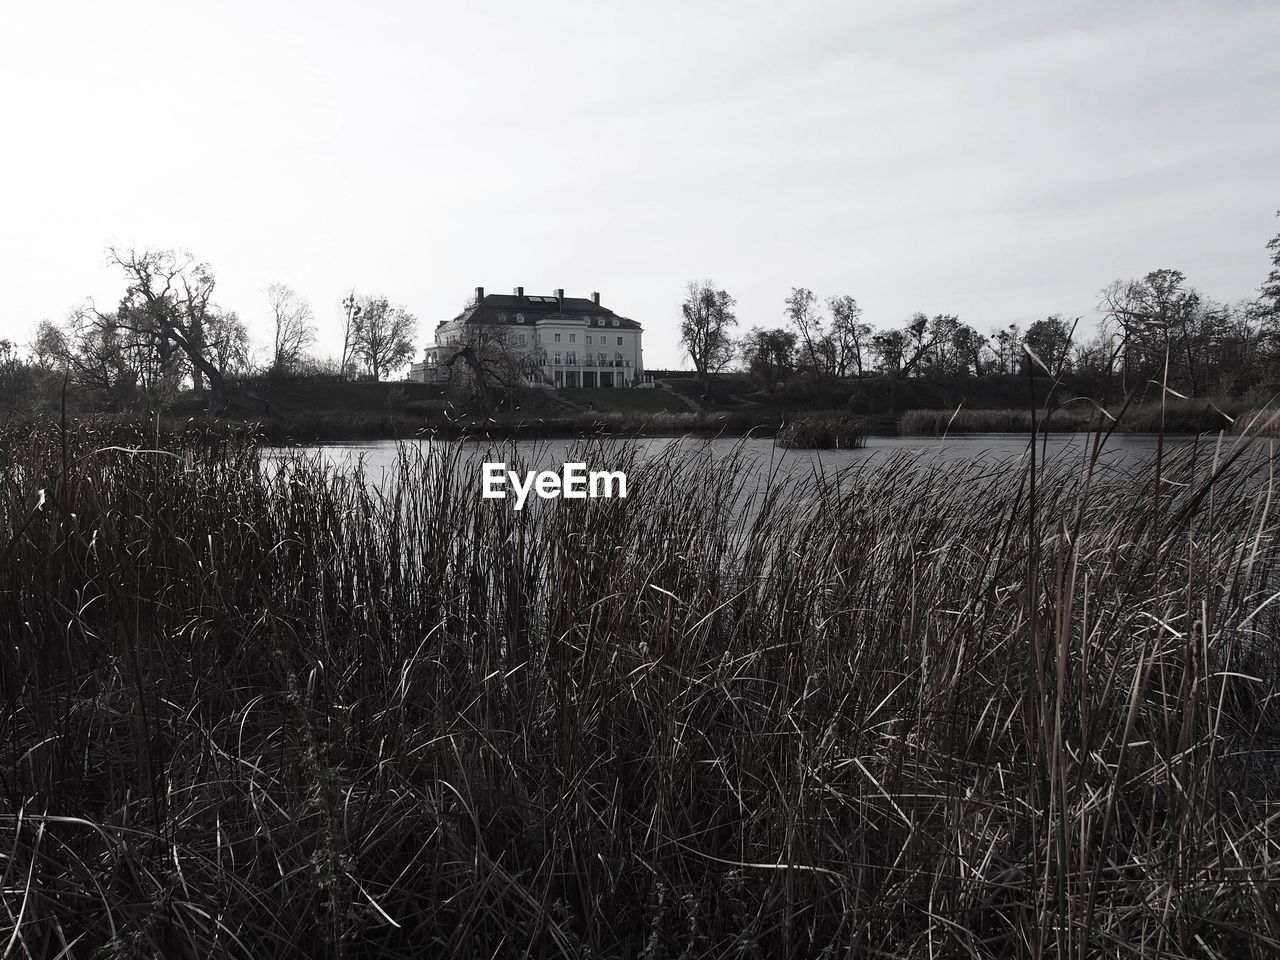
<box><xmin>2</xmin><ymin>425</ymin><xmax>1279</xmax><ymax>957</ymax></box>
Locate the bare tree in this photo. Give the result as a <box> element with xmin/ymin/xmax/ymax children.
<box><xmin>826</xmin><ymin>295</ymin><xmax>872</xmax><ymax>378</ymax></box>
<box><xmin>27</xmin><ymin>320</ymin><xmax>66</xmax><ymax>372</ymax></box>
<box><xmin>61</xmin><ymin>305</ymin><xmax>162</xmax><ymax>407</ymax></box>
<box><xmin>872</xmin><ymin>314</ymin><xmax>937</xmax><ymax>378</ymax></box>
<box><xmin>680</xmin><ymin>280</ymin><xmax>738</xmax><ymax>390</ymax></box>
<box><xmin>871</xmin><ymin>328</ymin><xmax>906</xmax><ymax>376</ymax></box>
<box><xmin>339</xmin><ymin>290</ymin><xmax>362</xmax><ymax>379</ymax></box>
<box><xmin>443</xmin><ymin>321</ymin><xmax>544</xmax><ymax>412</ymax></box>
<box><xmin>103</xmin><ymin>247</ymin><xmax>230</xmax><ymax>413</ymax></box>
<box><xmin>207</xmin><ymin>309</ymin><xmax>253</xmax><ymax>380</ymax></box>
<box><xmin>1025</xmin><ymin>315</ymin><xmax>1077</xmax><ymax>376</ymax></box>
<box><xmin>739</xmin><ymin>326</ymin><xmax>796</xmax><ymax>393</ymax></box>
<box><xmin>266</xmin><ymin>283</ymin><xmax>316</xmax><ymax>375</ymax></box>
<box><xmin>901</xmin><ymin>312</ymin><xmax>937</xmax><ymax>377</ymax></box>
<box><xmin>1100</xmin><ymin>270</ymin><xmax>1203</xmax><ymax>394</ymax></box>
<box><xmin>352</xmin><ymin>296</ymin><xmax>418</xmax><ymax>380</ymax></box>
<box><xmin>1259</xmin><ymin>209</ymin><xmax>1280</xmax><ymax>320</ymax></box>
<box><xmin>989</xmin><ymin>324</ymin><xmax>1024</xmax><ymax>375</ymax></box>
<box><xmin>785</xmin><ymin>287</ymin><xmax>826</xmax><ymax>375</ymax></box>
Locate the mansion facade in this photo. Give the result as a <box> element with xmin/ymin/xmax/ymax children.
<box><xmin>409</xmin><ymin>287</ymin><xmax>644</xmax><ymax>388</ymax></box>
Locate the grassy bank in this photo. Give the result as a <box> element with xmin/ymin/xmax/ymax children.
<box><xmin>2</xmin><ymin>426</ymin><xmax>1279</xmax><ymax>957</ymax></box>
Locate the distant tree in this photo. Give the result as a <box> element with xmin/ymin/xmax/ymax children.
<box><xmin>443</xmin><ymin>321</ymin><xmax>544</xmax><ymax>412</ymax></box>
<box><xmin>990</xmin><ymin>324</ymin><xmax>1024</xmax><ymax>375</ymax></box>
<box><xmin>871</xmin><ymin>328</ymin><xmax>906</xmax><ymax>376</ymax></box>
<box><xmin>0</xmin><ymin>340</ymin><xmax>25</xmax><ymax>406</ymax></box>
<box><xmin>1073</xmin><ymin>330</ymin><xmax>1120</xmax><ymax>384</ymax></box>
<box><xmin>1198</xmin><ymin>300</ymin><xmax>1260</xmax><ymax>394</ymax></box>
<box><xmin>680</xmin><ymin>281</ymin><xmax>738</xmax><ymax>390</ymax></box>
<box><xmin>739</xmin><ymin>326</ymin><xmax>797</xmax><ymax>393</ymax></box>
<box><xmin>266</xmin><ymin>284</ymin><xmax>316</xmax><ymax>376</ymax></box>
<box><xmin>28</xmin><ymin>320</ymin><xmax>66</xmax><ymax>372</ymax></box>
<box><xmin>61</xmin><ymin>305</ymin><xmax>160</xmax><ymax>408</ymax></box>
<box><xmin>1260</xmin><ymin>210</ymin><xmax>1280</xmax><ymax>319</ymax></box>
<box><xmin>352</xmin><ymin>296</ymin><xmax>418</xmax><ymax>380</ymax></box>
<box><xmin>950</xmin><ymin>323</ymin><xmax>988</xmax><ymax>376</ymax></box>
<box><xmin>1024</xmin><ymin>315</ymin><xmax>1076</xmax><ymax>376</ymax></box>
<box><xmin>826</xmin><ymin>295</ymin><xmax>872</xmax><ymax>378</ymax></box>
<box><xmin>923</xmin><ymin>314</ymin><xmax>961</xmax><ymax>374</ymax></box>
<box><xmin>207</xmin><ymin>309</ymin><xmax>253</xmax><ymax>380</ymax></box>
<box><xmin>339</xmin><ymin>290</ymin><xmax>362</xmax><ymax>379</ymax></box>
<box><xmin>103</xmin><ymin>247</ymin><xmax>230</xmax><ymax>413</ymax></box>
<box><xmin>785</xmin><ymin>288</ymin><xmax>827</xmax><ymax>375</ymax></box>
<box><xmin>900</xmin><ymin>313</ymin><xmax>937</xmax><ymax>377</ymax></box>
<box><xmin>1101</xmin><ymin>269</ymin><xmax>1203</xmax><ymax>394</ymax></box>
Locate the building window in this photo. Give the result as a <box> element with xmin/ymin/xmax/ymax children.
<box><xmin>586</xmin><ymin>335</ymin><xmax>592</xmax><ymax>345</ymax></box>
<box><xmin>612</xmin><ymin>318</ymin><xmax>619</xmax><ymax>327</ymax></box>
<box><xmin>519</xmin><ymin>334</ymin><xmax>527</xmax><ymax>344</ymax></box>
<box><xmin>554</xmin><ymin>353</ymin><xmax>561</xmax><ymax>365</ymax></box>
<box><xmin>616</xmin><ymin>337</ymin><xmax>623</xmax><ymax>345</ymax></box>
<box><xmin>569</xmin><ymin>333</ymin><xmax>575</xmax><ymax>343</ymax></box>
<box><xmin>516</xmin><ymin>314</ymin><xmax>525</xmax><ymax>323</ymax></box>
<box><xmin>554</xmin><ymin>333</ymin><xmax>561</xmax><ymax>342</ymax></box>
<box><xmin>566</xmin><ymin>351</ymin><xmax>576</xmax><ymax>365</ymax></box>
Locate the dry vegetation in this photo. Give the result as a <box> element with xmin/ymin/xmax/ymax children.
<box><xmin>899</xmin><ymin>400</ymin><xmax>1250</xmax><ymax>436</ymax></box>
<box><xmin>774</xmin><ymin>415</ymin><xmax>869</xmax><ymax>449</ymax></box>
<box><xmin>2</xmin><ymin>425</ymin><xmax>1279</xmax><ymax>957</ymax></box>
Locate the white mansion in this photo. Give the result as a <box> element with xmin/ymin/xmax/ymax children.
<box><xmin>408</xmin><ymin>287</ymin><xmax>644</xmax><ymax>388</ymax></box>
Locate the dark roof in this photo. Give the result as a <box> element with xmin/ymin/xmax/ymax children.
<box><xmin>448</xmin><ymin>293</ymin><xmax>642</xmax><ymax>330</ymax></box>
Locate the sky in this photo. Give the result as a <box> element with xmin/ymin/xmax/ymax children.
<box><xmin>2</xmin><ymin>0</ymin><xmax>1278</xmax><ymax>371</ymax></box>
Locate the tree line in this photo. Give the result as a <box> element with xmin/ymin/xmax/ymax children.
<box><xmin>681</xmin><ymin>211</ymin><xmax>1280</xmax><ymax>400</ymax></box>
<box><xmin>1</xmin><ymin>247</ymin><xmax>418</xmax><ymax>415</ymax></box>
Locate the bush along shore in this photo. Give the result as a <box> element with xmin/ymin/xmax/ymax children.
<box><xmin>2</xmin><ymin>424</ymin><xmax>1280</xmax><ymax>957</ymax></box>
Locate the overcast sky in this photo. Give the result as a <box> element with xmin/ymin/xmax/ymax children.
<box><xmin>2</xmin><ymin>0</ymin><xmax>1278</xmax><ymax>370</ymax></box>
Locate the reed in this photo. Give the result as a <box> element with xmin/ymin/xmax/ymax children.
<box><xmin>774</xmin><ymin>415</ymin><xmax>869</xmax><ymax>448</ymax></box>
<box><xmin>1234</xmin><ymin>406</ymin><xmax>1280</xmax><ymax>438</ymax></box>
<box><xmin>899</xmin><ymin>406</ymin><xmax>1090</xmax><ymax>434</ymax></box>
<box><xmin>1</xmin><ymin>423</ymin><xmax>1278</xmax><ymax>958</ymax></box>
<box><xmin>900</xmin><ymin>400</ymin><xmax>1245</xmax><ymax>436</ymax></box>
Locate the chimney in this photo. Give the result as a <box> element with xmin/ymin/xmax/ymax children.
<box><xmin>555</xmin><ymin>288</ymin><xmax>564</xmax><ymax>309</ymax></box>
<box><xmin>514</xmin><ymin>286</ymin><xmax>524</xmax><ymax>297</ymax></box>
<box><xmin>475</xmin><ymin>286</ymin><xmax>484</xmax><ymax>303</ymax></box>
<box><xmin>591</xmin><ymin>291</ymin><xmax>600</xmax><ymax>306</ymax></box>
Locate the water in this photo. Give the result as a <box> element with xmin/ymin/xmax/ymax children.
<box><xmin>281</xmin><ymin>432</ymin><xmax>1218</xmax><ymax>476</ymax></box>
<box><xmin>268</xmin><ymin>433</ymin><xmax>1252</xmax><ymax>497</ymax></box>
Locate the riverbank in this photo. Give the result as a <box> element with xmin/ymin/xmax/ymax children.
<box><xmin>94</xmin><ymin>379</ymin><xmax>1278</xmax><ymax>441</ymax></box>
<box><xmin>3</xmin><ymin>425</ymin><xmax>1277</xmax><ymax>956</ymax></box>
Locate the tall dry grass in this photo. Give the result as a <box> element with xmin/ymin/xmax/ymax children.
<box><xmin>2</xmin><ymin>424</ymin><xmax>1279</xmax><ymax>957</ymax></box>
<box><xmin>774</xmin><ymin>415</ymin><xmax>869</xmax><ymax>448</ymax></box>
<box><xmin>901</xmin><ymin>400</ymin><xmax>1245</xmax><ymax>436</ymax></box>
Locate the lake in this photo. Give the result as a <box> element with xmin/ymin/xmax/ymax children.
<box><xmin>267</xmin><ymin>432</ymin><xmax>1261</xmax><ymax>500</ymax></box>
